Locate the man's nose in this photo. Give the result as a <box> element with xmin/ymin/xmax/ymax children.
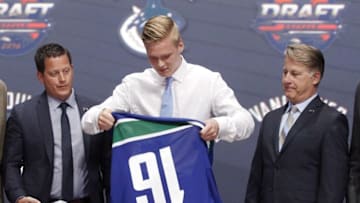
<box><xmin>157</xmin><ymin>59</ymin><xmax>165</xmax><ymax>67</ymax></box>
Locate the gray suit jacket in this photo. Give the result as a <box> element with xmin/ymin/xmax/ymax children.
<box><xmin>2</xmin><ymin>92</ymin><xmax>111</xmax><ymax>203</ymax></box>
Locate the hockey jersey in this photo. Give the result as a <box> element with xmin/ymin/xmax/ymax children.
<box><xmin>110</xmin><ymin>112</ymin><xmax>222</xmax><ymax>203</ymax></box>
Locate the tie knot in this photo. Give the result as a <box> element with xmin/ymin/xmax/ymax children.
<box><xmin>289</xmin><ymin>105</ymin><xmax>298</xmax><ymax>114</ymax></box>
<box><xmin>165</xmin><ymin>77</ymin><xmax>173</xmax><ymax>86</ymax></box>
<box><xmin>59</xmin><ymin>102</ymin><xmax>69</xmax><ymax>111</ymax></box>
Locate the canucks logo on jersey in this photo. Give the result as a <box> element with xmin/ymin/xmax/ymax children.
<box><xmin>111</xmin><ymin>112</ymin><xmax>222</xmax><ymax>203</ymax></box>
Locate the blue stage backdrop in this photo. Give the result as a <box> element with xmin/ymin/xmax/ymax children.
<box><xmin>0</xmin><ymin>0</ymin><xmax>359</xmax><ymax>202</ymax></box>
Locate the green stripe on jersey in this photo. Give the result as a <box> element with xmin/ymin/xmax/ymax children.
<box><xmin>113</xmin><ymin>120</ymin><xmax>188</xmax><ymax>144</ymax></box>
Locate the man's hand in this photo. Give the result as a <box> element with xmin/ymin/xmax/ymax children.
<box><xmin>200</xmin><ymin>119</ymin><xmax>219</xmax><ymax>141</ymax></box>
<box><xmin>17</xmin><ymin>196</ymin><xmax>41</xmax><ymax>203</ymax></box>
<box><xmin>98</xmin><ymin>108</ymin><xmax>115</xmax><ymax>131</ymax></box>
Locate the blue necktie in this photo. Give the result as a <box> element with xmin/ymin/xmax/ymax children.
<box><xmin>59</xmin><ymin>102</ymin><xmax>74</xmax><ymax>201</ymax></box>
<box><xmin>160</xmin><ymin>77</ymin><xmax>173</xmax><ymax>117</ymax></box>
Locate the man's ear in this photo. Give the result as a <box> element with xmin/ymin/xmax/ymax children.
<box><xmin>177</xmin><ymin>37</ymin><xmax>185</xmax><ymax>53</ymax></box>
<box><xmin>312</xmin><ymin>71</ymin><xmax>321</xmax><ymax>86</ymax></box>
<box><xmin>37</xmin><ymin>71</ymin><xmax>44</xmax><ymax>84</ymax></box>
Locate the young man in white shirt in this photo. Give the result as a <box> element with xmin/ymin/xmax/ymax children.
<box><xmin>81</xmin><ymin>15</ymin><xmax>254</xmax><ymax>144</ymax></box>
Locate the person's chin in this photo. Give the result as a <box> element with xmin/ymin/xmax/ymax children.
<box><xmin>157</xmin><ymin>68</ymin><xmax>171</xmax><ymax>77</ymax></box>
<box><xmin>159</xmin><ymin>73</ymin><xmax>171</xmax><ymax>78</ymax></box>
<box><xmin>284</xmin><ymin>92</ymin><xmax>294</xmax><ymax>100</ymax></box>
<box><xmin>57</xmin><ymin>90</ymin><xmax>71</xmax><ymax>100</ymax></box>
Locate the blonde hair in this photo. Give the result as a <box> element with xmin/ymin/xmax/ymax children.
<box><xmin>141</xmin><ymin>15</ymin><xmax>181</xmax><ymax>45</ymax></box>
<box><xmin>285</xmin><ymin>43</ymin><xmax>325</xmax><ymax>78</ymax></box>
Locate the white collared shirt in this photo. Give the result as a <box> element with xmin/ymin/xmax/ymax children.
<box><xmin>82</xmin><ymin>57</ymin><xmax>254</xmax><ymax>142</ymax></box>
<box><xmin>279</xmin><ymin>93</ymin><xmax>318</xmax><ymax>137</ymax></box>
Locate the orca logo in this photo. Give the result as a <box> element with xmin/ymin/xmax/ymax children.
<box><xmin>118</xmin><ymin>0</ymin><xmax>186</xmax><ymax>56</ymax></box>
<box><xmin>254</xmin><ymin>0</ymin><xmax>346</xmax><ymax>53</ymax></box>
<box><xmin>0</xmin><ymin>0</ymin><xmax>55</xmax><ymax>56</ymax></box>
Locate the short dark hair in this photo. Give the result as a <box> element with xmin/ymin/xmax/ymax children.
<box><xmin>34</xmin><ymin>43</ymin><xmax>72</xmax><ymax>73</ymax></box>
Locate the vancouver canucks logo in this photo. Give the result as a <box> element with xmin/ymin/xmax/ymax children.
<box><xmin>119</xmin><ymin>0</ymin><xmax>186</xmax><ymax>56</ymax></box>
<box><xmin>0</xmin><ymin>0</ymin><xmax>55</xmax><ymax>56</ymax></box>
<box><xmin>254</xmin><ymin>0</ymin><xmax>346</xmax><ymax>53</ymax></box>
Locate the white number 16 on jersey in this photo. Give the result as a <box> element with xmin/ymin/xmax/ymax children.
<box><xmin>128</xmin><ymin>146</ymin><xmax>185</xmax><ymax>203</ymax></box>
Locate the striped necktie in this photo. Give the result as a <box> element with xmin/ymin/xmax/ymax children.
<box><xmin>279</xmin><ymin>106</ymin><xmax>298</xmax><ymax>150</ymax></box>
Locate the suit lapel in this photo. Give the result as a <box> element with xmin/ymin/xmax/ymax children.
<box><xmin>75</xmin><ymin>95</ymin><xmax>91</xmax><ymax>162</ymax></box>
<box><xmin>37</xmin><ymin>92</ymin><xmax>54</xmax><ymax>164</ymax></box>
<box><xmin>279</xmin><ymin>96</ymin><xmax>323</xmax><ymax>154</ymax></box>
<box><xmin>272</xmin><ymin>106</ymin><xmax>287</xmax><ymax>156</ymax></box>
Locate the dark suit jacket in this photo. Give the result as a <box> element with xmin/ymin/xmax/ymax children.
<box><xmin>0</xmin><ymin>80</ymin><xmax>7</xmax><ymax>203</ymax></box>
<box><xmin>2</xmin><ymin>92</ymin><xmax>111</xmax><ymax>203</ymax></box>
<box><xmin>245</xmin><ymin>96</ymin><xmax>349</xmax><ymax>203</ymax></box>
<box><xmin>348</xmin><ymin>82</ymin><xmax>360</xmax><ymax>203</ymax></box>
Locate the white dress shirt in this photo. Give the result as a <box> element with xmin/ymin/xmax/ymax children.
<box><xmin>81</xmin><ymin>57</ymin><xmax>254</xmax><ymax>142</ymax></box>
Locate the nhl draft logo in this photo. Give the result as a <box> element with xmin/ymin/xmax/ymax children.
<box><xmin>0</xmin><ymin>0</ymin><xmax>55</xmax><ymax>56</ymax></box>
<box><xmin>118</xmin><ymin>0</ymin><xmax>186</xmax><ymax>56</ymax></box>
<box><xmin>254</xmin><ymin>0</ymin><xmax>346</xmax><ymax>53</ymax></box>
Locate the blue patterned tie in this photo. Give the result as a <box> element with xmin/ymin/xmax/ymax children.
<box><xmin>160</xmin><ymin>77</ymin><xmax>173</xmax><ymax>117</ymax></box>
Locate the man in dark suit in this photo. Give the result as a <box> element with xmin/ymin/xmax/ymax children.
<box><xmin>2</xmin><ymin>43</ymin><xmax>111</xmax><ymax>203</ymax></box>
<box><xmin>348</xmin><ymin>82</ymin><xmax>360</xmax><ymax>203</ymax></box>
<box><xmin>0</xmin><ymin>80</ymin><xmax>7</xmax><ymax>203</ymax></box>
<box><xmin>245</xmin><ymin>43</ymin><xmax>349</xmax><ymax>203</ymax></box>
